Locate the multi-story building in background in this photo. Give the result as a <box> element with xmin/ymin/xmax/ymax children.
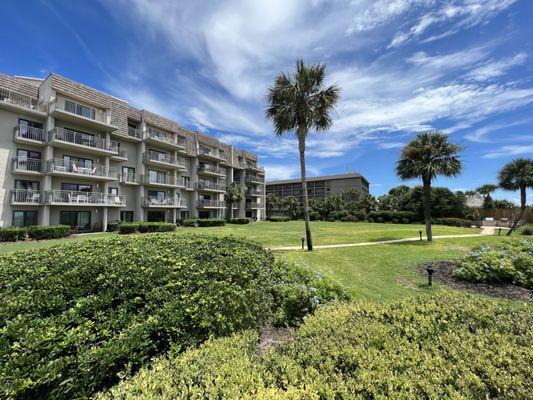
<box><xmin>0</xmin><ymin>72</ymin><xmax>265</xmax><ymax>230</ymax></box>
<box><xmin>266</xmin><ymin>173</ymin><xmax>369</xmax><ymax>202</ymax></box>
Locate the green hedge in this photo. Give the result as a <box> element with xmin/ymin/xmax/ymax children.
<box><xmin>453</xmin><ymin>239</ymin><xmax>533</xmax><ymax>288</ymax></box>
<box><xmin>267</xmin><ymin>216</ymin><xmax>290</xmax><ymax>222</ymax></box>
<box><xmin>98</xmin><ymin>294</ymin><xmax>532</xmax><ymax>399</ymax></box>
<box><xmin>228</xmin><ymin>217</ymin><xmax>250</xmax><ymax>224</ymax></box>
<box><xmin>433</xmin><ymin>217</ymin><xmax>474</xmax><ymax>227</ymax></box>
<box><xmin>27</xmin><ymin>225</ymin><xmax>70</xmax><ymax>240</ymax></box>
<box><xmin>118</xmin><ymin>222</ymin><xmax>176</xmax><ymax>234</ymax></box>
<box><xmin>197</xmin><ymin>218</ymin><xmax>226</xmax><ymax>227</ymax></box>
<box><xmin>0</xmin><ymin>227</ymin><xmax>27</xmax><ymax>242</ymax></box>
<box><xmin>367</xmin><ymin>210</ymin><xmax>419</xmax><ymax>223</ymax></box>
<box><xmin>516</xmin><ymin>224</ymin><xmax>532</xmax><ymax>236</ymax></box>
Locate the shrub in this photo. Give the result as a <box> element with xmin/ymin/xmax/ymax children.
<box><xmin>178</xmin><ymin>218</ymin><xmax>198</xmax><ymax>227</ymax></box>
<box><xmin>118</xmin><ymin>222</ymin><xmax>139</xmax><ymax>234</ymax></box>
<box><xmin>27</xmin><ymin>225</ymin><xmax>70</xmax><ymax>240</ymax></box>
<box><xmin>368</xmin><ymin>210</ymin><xmax>419</xmax><ymax>223</ymax></box>
<box><xmin>433</xmin><ymin>217</ymin><xmax>473</xmax><ymax>227</ymax></box>
<box><xmin>267</xmin><ymin>216</ymin><xmax>290</xmax><ymax>222</ymax></box>
<box><xmin>197</xmin><ymin>218</ymin><xmax>225</xmax><ymax>227</ymax></box>
<box><xmin>98</xmin><ymin>294</ymin><xmax>532</xmax><ymax>400</ymax></box>
<box><xmin>106</xmin><ymin>220</ymin><xmax>120</xmax><ymax>232</ymax></box>
<box><xmin>137</xmin><ymin>222</ymin><xmax>176</xmax><ymax>233</ymax></box>
<box><xmin>516</xmin><ymin>224</ymin><xmax>533</xmax><ymax>236</ymax></box>
<box><xmin>229</xmin><ymin>217</ymin><xmax>250</xmax><ymax>224</ymax></box>
<box><xmin>0</xmin><ymin>235</ymin><xmax>276</xmax><ymax>399</ymax></box>
<box><xmin>341</xmin><ymin>215</ymin><xmax>358</xmax><ymax>222</ymax></box>
<box><xmin>0</xmin><ymin>227</ymin><xmax>27</xmax><ymax>242</ymax></box>
<box><xmin>453</xmin><ymin>239</ymin><xmax>533</xmax><ymax>288</ymax></box>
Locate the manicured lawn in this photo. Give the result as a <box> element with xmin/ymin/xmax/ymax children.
<box><xmin>281</xmin><ymin>236</ymin><xmax>510</xmax><ymax>302</ymax></box>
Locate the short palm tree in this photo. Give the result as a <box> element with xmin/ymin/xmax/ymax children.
<box><xmin>224</xmin><ymin>182</ymin><xmax>243</xmax><ymax>220</ymax></box>
<box><xmin>396</xmin><ymin>131</ymin><xmax>463</xmax><ymax>241</ymax></box>
<box><xmin>497</xmin><ymin>158</ymin><xmax>532</xmax><ymax>234</ymax></box>
<box><xmin>266</xmin><ymin>60</ymin><xmax>340</xmax><ymax>250</ymax></box>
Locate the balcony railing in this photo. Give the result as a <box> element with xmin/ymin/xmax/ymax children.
<box><xmin>52</xmin><ymin>97</ymin><xmax>115</xmax><ymax>126</ymax></box>
<box><xmin>246</xmin><ymin>202</ymin><xmax>264</xmax><ymax>209</ymax></box>
<box><xmin>146</xmin><ymin>128</ymin><xmax>186</xmax><ymax>148</ymax></box>
<box><xmin>14</xmin><ymin>125</ymin><xmax>45</xmax><ymax>143</ymax></box>
<box><xmin>142</xmin><ymin>152</ymin><xmax>186</xmax><ymax>168</ymax></box>
<box><xmin>176</xmin><ymin>177</ymin><xmax>192</xmax><ymax>189</ymax></box>
<box><xmin>197</xmin><ymin>199</ymin><xmax>226</xmax><ymax>208</ymax></box>
<box><xmin>246</xmin><ymin>162</ymin><xmax>264</xmax><ymax>172</ymax></box>
<box><xmin>245</xmin><ymin>175</ymin><xmax>265</xmax><ymax>184</ymax></box>
<box><xmin>120</xmin><ymin>172</ymin><xmax>139</xmax><ymax>184</ymax></box>
<box><xmin>46</xmin><ymin>190</ymin><xmax>125</xmax><ymax>206</ymax></box>
<box><xmin>198</xmin><ymin>164</ymin><xmax>224</xmax><ymax>175</ymax></box>
<box><xmin>143</xmin><ymin>197</ymin><xmax>186</xmax><ymax>207</ymax></box>
<box><xmin>110</xmin><ymin>141</ymin><xmax>128</xmax><ymax>158</ymax></box>
<box><xmin>12</xmin><ymin>157</ymin><xmax>42</xmax><ymax>173</ymax></box>
<box><xmin>141</xmin><ymin>174</ymin><xmax>176</xmax><ymax>186</ymax></box>
<box><xmin>0</xmin><ymin>88</ymin><xmax>46</xmax><ymax>112</ymax></box>
<box><xmin>47</xmin><ymin>159</ymin><xmax>118</xmax><ymax>179</ymax></box>
<box><xmin>199</xmin><ymin>145</ymin><xmax>223</xmax><ymax>159</ymax></box>
<box><xmin>128</xmin><ymin>126</ymin><xmax>142</xmax><ymax>140</ymax></box>
<box><xmin>196</xmin><ymin>182</ymin><xmax>226</xmax><ymax>191</ymax></box>
<box><xmin>49</xmin><ymin>127</ymin><xmax>112</xmax><ymax>151</ymax></box>
<box><xmin>246</xmin><ymin>188</ymin><xmax>263</xmax><ymax>196</ymax></box>
<box><xmin>10</xmin><ymin>189</ymin><xmax>43</xmax><ymax>204</ymax></box>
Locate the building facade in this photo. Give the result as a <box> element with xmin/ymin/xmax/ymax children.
<box><xmin>266</xmin><ymin>173</ymin><xmax>369</xmax><ymax>202</ymax></box>
<box><xmin>0</xmin><ymin>72</ymin><xmax>265</xmax><ymax>230</ymax></box>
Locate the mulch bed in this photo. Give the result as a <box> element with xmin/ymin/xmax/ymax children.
<box><xmin>420</xmin><ymin>261</ymin><xmax>532</xmax><ymax>302</ymax></box>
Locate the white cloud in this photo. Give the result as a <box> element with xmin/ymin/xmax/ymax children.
<box><xmin>466</xmin><ymin>53</ymin><xmax>527</xmax><ymax>81</ymax></box>
<box><xmin>482</xmin><ymin>144</ymin><xmax>533</xmax><ymax>159</ymax></box>
<box><xmin>265</xmin><ymin>164</ymin><xmax>321</xmax><ymax>181</ymax></box>
<box><xmin>464</xmin><ymin>118</ymin><xmax>533</xmax><ymax>143</ymax></box>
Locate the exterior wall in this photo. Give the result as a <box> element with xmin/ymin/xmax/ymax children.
<box><xmin>0</xmin><ymin>72</ymin><xmax>265</xmax><ymax>229</ymax></box>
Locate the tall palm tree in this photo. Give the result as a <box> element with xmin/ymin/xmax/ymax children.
<box><xmin>224</xmin><ymin>182</ymin><xmax>243</xmax><ymax>220</ymax></box>
<box><xmin>396</xmin><ymin>131</ymin><xmax>463</xmax><ymax>241</ymax></box>
<box><xmin>497</xmin><ymin>158</ymin><xmax>533</xmax><ymax>235</ymax></box>
<box><xmin>266</xmin><ymin>60</ymin><xmax>340</xmax><ymax>250</ymax></box>
<box><xmin>476</xmin><ymin>184</ymin><xmax>498</xmax><ymax>197</ymax></box>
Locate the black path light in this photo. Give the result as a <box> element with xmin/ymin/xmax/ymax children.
<box><xmin>419</xmin><ymin>230</ymin><xmax>423</xmax><ymax>241</ymax></box>
<box><xmin>426</xmin><ymin>265</ymin><xmax>435</xmax><ymax>286</ymax></box>
<box><xmin>301</xmin><ymin>237</ymin><xmax>305</xmax><ymax>250</ymax></box>
<box><xmin>498</xmin><ymin>228</ymin><xmax>502</xmax><ymax>235</ymax></box>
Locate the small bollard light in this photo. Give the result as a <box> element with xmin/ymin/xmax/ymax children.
<box><xmin>301</xmin><ymin>237</ymin><xmax>305</xmax><ymax>250</ymax></box>
<box><xmin>426</xmin><ymin>266</ymin><xmax>434</xmax><ymax>286</ymax></box>
<box><xmin>419</xmin><ymin>230</ymin><xmax>423</xmax><ymax>241</ymax></box>
<box><xmin>498</xmin><ymin>228</ymin><xmax>502</xmax><ymax>236</ymax></box>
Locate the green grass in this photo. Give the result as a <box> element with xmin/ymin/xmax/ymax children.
<box><xmin>280</xmin><ymin>236</ymin><xmax>511</xmax><ymax>302</ymax></box>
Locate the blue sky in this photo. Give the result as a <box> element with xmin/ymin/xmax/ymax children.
<box><xmin>1</xmin><ymin>0</ymin><xmax>532</xmax><ymax>203</ymax></box>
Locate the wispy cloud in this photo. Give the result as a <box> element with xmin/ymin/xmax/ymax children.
<box><xmin>482</xmin><ymin>144</ymin><xmax>533</xmax><ymax>159</ymax></box>
<box><xmin>466</xmin><ymin>53</ymin><xmax>527</xmax><ymax>81</ymax></box>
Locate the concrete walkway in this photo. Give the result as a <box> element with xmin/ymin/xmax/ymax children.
<box><xmin>269</xmin><ymin>233</ymin><xmax>488</xmax><ymax>251</ymax></box>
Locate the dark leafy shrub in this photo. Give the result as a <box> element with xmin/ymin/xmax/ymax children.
<box><xmin>309</xmin><ymin>210</ymin><xmax>320</xmax><ymax>221</ymax></box>
<box><xmin>267</xmin><ymin>216</ymin><xmax>290</xmax><ymax>222</ymax></box>
<box><xmin>330</xmin><ymin>210</ymin><xmax>349</xmax><ymax>221</ymax></box>
<box><xmin>433</xmin><ymin>217</ymin><xmax>473</xmax><ymax>227</ymax></box>
<box><xmin>228</xmin><ymin>217</ymin><xmax>250</xmax><ymax>224</ymax></box>
<box><xmin>137</xmin><ymin>222</ymin><xmax>176</xmax><ymax>233</ymax></box>
<box><xmin>98</xmin><ymin>294</ymin><xmax>533</xmax><ymax>400</ymax></box>
<box><xmin>353</xmin><ymin>210</ymin><xmax>367</xmax><ymax>221</ymax></box>
<box><xmin>401</xmin><ymin>218</ymin><xmax>409</xmax><ymax>224</ymax></box>
<box><xmin>118</xmin><ymin>222</ymin><xmax>139</xmax><ymax>234</ymax></box>
<box><xmin>376</xmin><ymin>216</ymin><xmax>384</xmax><ymax>223</ymax></box>
<box><xmin>0</xmin><ymin>235</ymin><xmax>275</xmax><ymax>399</ymax></box>
<box><xmin>27</xmin><ymin>225</ymin><xmax>70</xmax><ymax>240</ymax></box>
<box><xmin>341</xmin><ymin>215</ymin><xmax>358</xmax><ymax>222</ymax></box>
<box><xmin>368</xmin><ymin>210</ymin><xmax>419</xmax><ymax>223</ymax></box>
<box><xmin>106</xmin><ymin>220</ymin><xmax>120</xmax><ymax>232</ymax></box>
<box><xmin>453</xmin><ymin>239</ymin><xmax>532</xmax><ymax>288</ymax></box>
<box><xmin>0</xmin><ymin>227</ymin><xmax>26</xmax><ymax>242</ymax></box>
<box><xmin>516</xmin><ymin>224</ymin><xmax>532</xmax><ymax>236</ymax></box>
<box><xmin>178</xmin><ymin>218</ymin><xmax>198</xmax><ymax>227</ymax></box>
<box><xmin>197</xmin><ymin>218</ymin><xmax>225</xmax><ymax>227</ymax></box>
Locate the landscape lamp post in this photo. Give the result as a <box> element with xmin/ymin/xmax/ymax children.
<box><xmin>301</xmin><ymin>237</ymin><xmax>305</xmax><ymax>250</ymax></box>
<box><xmin>419</xmin><ymin>230</ymin><xmax>423</xmax><ymax>241</ymax></box>
<box><xmin>426</xmin><ymin>266</ymin><xmax>434</xmax><ymax>286</ymax></box>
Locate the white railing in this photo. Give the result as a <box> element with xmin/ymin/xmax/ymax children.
<box><xmin>246</xmin><ymin>202</ymin><xmax>264</xmax><ymax>209</ymax></box>
<box><xmin>52</xmin><ymin>97</ymin><xmax>115</xmax><ymax>125</ymax></box>
<box><xmin>141</xmin><ymin>174</ymin><xmax>176</xmax><ymax>186</ymax></box>
<box><xmin>198</xmin><ymin>164</ymin><xmax>223</xmax><ymax>175</ymax></box>
<box><xmin>196</xmin><ymin>182</ymin><xmax>226</xmax><ymax>191</ymax></box>
<box><xmin>247</xmin><ymin>188</ymin><xmax>263</xmax><ymax>196</ymax></box>
<box><xmin>143</xmin><ymin>197</ymin><xmax>186</xmax><ymax>207</ymax></box>
<box><xmin>46</xmin><ymin>190</ymin><xmax>125</xmax><ymax>206</ymax></box>
<box><xmin>199</xmin><ymin>145</ymin><xmax>225</xmax><ymax>159</ymax></box>
<box><xmin>10</xmin><ymin>189</ymin><xmax>43</xmax><ymax>204</ymax></box>
<box><xmin>246</xmin><ymin>175</ymin><xmax>265</xmax><ymax>183</ymax></box>
<box><xmin>246</xmin><ymin>162</ymin><xmax>264</xmax><ymax>172</ymax></box>
<box><xmin>49</xmin><ymin>127</ymin><xmax>111</xmax><ymax>151</ymax></box>
<box><xmin>146</xmin><ymin>127</ymin><xmax>186</xmax><ymax>147</ymax></box>
<box><xmin>176</xmin><ymin>177</ymin><xmax>192</xmax><ymax>189</ymax></box>
<box><xmin>197</xmin><ymin>199</ymin><xmax>226</xmax><ymax>208</ymax></box>
<box><xmin>12</xmin><ymin>157</ymin><xmax>42</xmax><ymax>173</ymax></box>
<box><xmin>128</xmin><ymin>126</ymin><xmax>142</xmax><ymax>139</ymax></box>
<box><xmin>47</xmin><ymin>159</ymin><xmax>117</xmax><ymax>179</ymax></box>
<box><xmin>0</xmin><ymin>88</ymin><xmax>46</xmax><ymax>112</ymax></box>
<box><xmin>14</xmin><ymin>125</ymin><xmax>45</xmax><ymax>143</ymax></box>
<box><xmin>120</xmin><ymin>172</ymin><xmax>139</xmax><ymax>184</ymax></box>
<box><xmin>142</xmin><ymin>152</ymin><xmax>186</xmax><ymax>168</ymax></box>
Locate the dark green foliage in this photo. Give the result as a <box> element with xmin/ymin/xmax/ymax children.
<box><xmin>106</xmin><ymin>220</ymin><xmax>121</xmax><ymax>232</ymax></box>
<box><xmin>99</xmin><ymin>294</ymin><xmax>533</xmax><ymax>400</ymax></box>
<box><xmin>27</xmin><ymin>225</ymin><xmax>70</xmax><ymax>240</ymax></box>
<box><xmin>118</xmin><ymin>222</ymin><xmax>138</xmax><ymax>234</ymax></box>
<box><xmin>177</xmin><ymin>218</ymin><xmax>198</xmax><ymax>227</ymax></box>
<box><xmin>367</xmin><ymin>210</ymin><xmax>419</xmax><ymax>223</ymax></box>
<box><xmin>118</xmin><ymin>222</ymin><xmax>176</xmax><ymax>234</ymax></box>
<box><xmin>267</xmin><ymin>216</ymin><xmax>290</xmax><ymax>222</ymax></box>
<box><xmin>197</xmin><ymin>218</ymin><xmax>225</xmax><ymax>227</ymax></box>
<box><xmin>0</xmin><ymin>227</ymin><xmax>27</xmax><ymax>242</ymax></box>
<box><xmin>516</xmin><ymin>224</ymin><xmax>532</xmax><ymax>236</ymax></box>
<box><xmin>453</xmin><ymin>239</ymin><xmax>532</xmax><ymax>288</ymax></box>
<box><xmin>0</xmin><ymin>235</ymin><xmax>276</xmax><ymax>399</ymax></box>
<box><xmin>228</xmin><ymin>218</ymin><xmax>250</xmax><ymax>224</ymax></box>
<box><xmin>433</xmin><ymin>217</ymin><xmax>474</xmax><ymax>227</ymax></box>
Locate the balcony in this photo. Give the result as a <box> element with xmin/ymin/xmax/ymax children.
<box><xmin>119</xmin><ymin>173</ymin><xmax>140</xmax><ymax>185</ymax></box>
<box><xmin>141</xmin><ymin>174</ymin><xmax>176</xmax><ymax>188</ymax></box>
<box><xmin>246</xmin><ymin>188</ymin><xmax>263</xmax><ymax>196</ymax></box>
<box><xmin>110</xmin><ymin>141</ymin><xmax>128</xmax><ymax>161</ymax></box>
<box><xmin>142</xmin><ymin>152</ymin><xmax>187</xmax><ymax>170</ymax></box>
<box><xmin>198</xmin><ymin>164</ymin><xmax>226</xmax><ymax>177</ymax></box>
<box><xmin>246</xmin><ymin>202</ymin><xmax>264</xmax><ymax>209</ymax></box>
<box><xmin>46</xmin><ymin>190</ymin><xmax>125</xmax><ymax>207</ymax></box>
<box><xmin>10</xmin><ymin>190</ymin><xmax>43</xmax><ymax>205</ymax></box>
<box><xmin>197</xmin><ymin>199</ymin><xmax>226</xmax><ymax>209</ymax></box>
<box><xmin>0</xmin><ymin>88</ymin><xmax>47</xmax><ymax>115</ymax></box>
<box><xmin>176</xmin><ymin>177</ymin><xmax>193</xmax><ymax>190</ymax></box>
<box><xmin>142</xmin><ymin>197</ymin><xmax>187</xmax><ymax>208</ymax></box>
<box><xmin>12</xmin><ymin>157</ymin><xmax>43</xmax><ymax>175</ymax></box>
<box><xmin>112</xmin><ymin>126</ymin><xmax>143</xmax><ymax>142</ymax></box>
<box><xmin>145</xmin><ymin>127</ymin><xmax>187</xmax><ymax>150</ymax></box>
<box><xmin>49</xmin><ymin>97</ymin><xmax>118</xmax><ymax>131</ymax></box>
<box><xmin>198</xmin><ymin>145</ymin><xmax>225</xmax><ymax>162</ymax></box>
<box><xmin>246</xmin><ymin>162</ymin><xmax>265</xmax><ymax>173</ymax></box>
<box><xmin>196</xmin><ymin>181</ymin><xmax>226</xmax><ymax>193</ymax></box>
<box><xmin>48</xmin><ymin>127</ymin><xmax>116</xmax><ymax>156</ymax></box>
<box><xmin>245</xmin><ymin>174</ymin><xmax>265</xmax><ymax>184</ymax></box>
<box><xmin>47</xmin><ymin>159</ymin><xmax>118</xmax><ymax>181</ymax></box>
<box><xmin>13</xmin><ymin>125</ymin><xmax>46</xmax><ymax>146</ymax></box>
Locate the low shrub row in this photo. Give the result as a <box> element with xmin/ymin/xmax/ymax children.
<box><xmin>516</xmin><ymin>224</ymin><xmax>532</xmax><ymax>236</ymax></box>
<box><xmin>177</xmin><ymin>218</ymin><xmax>226</xmax><ymax>227</ymax></box>
<box><xmin>118</xmin><ymin>222</ymin><xmax>176</xmax><ymax>234</ymax></box>
<box><xmin>267</xmin><ymin>216</ymin><xmax>290</xmax><ymax>222</ymax></box>
<box><xmin>368</xmin><ymin>210</ymin><xmax>419</xmax><ymax>223</ymax></box>
<box><xmin>453</xmin><ymin>239</ymin><xmax>532</xmax><ymax>288</ymax></box>
<box><xmin>0</xmin><ymin>225</ymin><xmax>70</xmax><ymax>242</ymax></box>
<box><xmin>228</xmin><ymin>217</ymin><xmax>250</xmax><ymax>224</ymax></box>
<box><xmin>98</xmin><ymin>294</ymin><xmax>532</xmax><ymax>399</ymax></box>
<box><xmin>433</xmin><ymin>217</ymin><xmax>474</xmax><ymax>227</ymax></box>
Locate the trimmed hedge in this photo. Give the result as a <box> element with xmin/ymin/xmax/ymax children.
<box><xmin>197</xmin><ymin>218</ymin><xmax>225</xmax><ymax>227</ymax></box>
<box><xmin>267</xmin><ymin>216</ymin><xmax>290</xmax><ymax>222</ymax></box>
<box><xmin>27</xmin><ymin>225</ymin><xmax>70</xmax><ymax>240</ymax></box>
<box><xmin>433</xmin><ymin>217</ymin><xmax>474</xmax><ymax>227</ymax></box>
<box><xmin>368</xmin><ymin>210</ymin><xmax>419</xmax><ymax>223</ymax></box>
<box><xmin>118</xmin><ymin>222</ymin><xmax>176</xmax><ymax>234</ymax></box>
<box><xmin>516</xmin><ymin>224</ymin><xmax>532</xmax><ymax>236</ymax></box>
<box><xmin>98</xmin><ymin>294</ymin><xmax>532</xmax><ymax>399</ymax></box>
<box><xmin>228</xmin><ymin>217</ymin><xmax>250</xmax><ymax>224</ymax></box>
<box><xmin>0</xmin><ymin>227</ymin><xmax>27</xmax><ymax>242</ymax></box>
<box><xmin>453</xmin><ymin>239</ymin><xmax>533</xmax><ymax>288</ymax></box>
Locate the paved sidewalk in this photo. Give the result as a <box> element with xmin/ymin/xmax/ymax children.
<box><xmin>269</xmin><ymin>233</ymin><xmax>487</xmax><ymax>251</ymax></box>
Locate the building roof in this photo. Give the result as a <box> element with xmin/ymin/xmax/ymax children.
<box><xmin>267</xmin><ymin>173</ymin><xmax>366</xmax><ymax>185</ymax></box>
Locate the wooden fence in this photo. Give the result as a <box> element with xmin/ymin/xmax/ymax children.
<box><xmin>478</xmin><ymin>208</ymin><xmax>532</xmax><ymax>223</ymax></box>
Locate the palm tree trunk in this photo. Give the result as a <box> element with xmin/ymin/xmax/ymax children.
<box><xmin>226</xmin><ymin>202</ymin><xmax>232</xmax><ymax>221</ymax></box>
<box><xmin>507</xmin><ymin>184</ymin><xmax>526</xmax><ymax>235</ymax></box>
<box><xmin>422</xmin><ymin>178</ymin><xmax>433</xmax><ymax>241</ymax></box>
<box><xmin>298</xmin><ymin>129</ymin><xmax>313</xmax><ymax>251</ymax></box>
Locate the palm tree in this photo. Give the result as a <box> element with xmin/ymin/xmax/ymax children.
<box><xmin>497</xmin><ymin>158</ymin><xmax>533</xmax><ymax>235</ymax></box>
<box><xmin>476</xmin><ymin>184</ymin><xmax>498</xmax><ymax>197</ymax></box>
<box><xmin>266</xmin><ymin>60</ymin><xmax>340</xmax><ymax>250</ymax></box>
<box><xmin>396</xmin><ymin>131</ymin><xmax>463</xmax><ymax>241</ymax></box>
<box><xmin>224</xmin><ymin>182</ymin><xmax>243</xmax><ymax>220</ymax></box>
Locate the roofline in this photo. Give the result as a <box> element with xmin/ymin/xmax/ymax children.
<box><xmin>267</xmin><ymin>173</ymin><xmax>367</xmax><ymax>185</ymax></box>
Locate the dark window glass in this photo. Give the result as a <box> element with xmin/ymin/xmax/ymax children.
<box><xmin>63</xmin><ymin>155</ymin><xmax>93</xmax><ymax>169</ymax></box>
<box><xmin>15</xmin><ymin>180</ymin><xmax>39</xmax><ymax>190</ymax></box>
<box><xmin>17</xmin><ymin>149</ymin><xmax>41</xmax><ymax>159</ymax></box>
<box><xmin>148</xmin><ymin>190</ymin><xmax>166</xmax><ymax>198</ymax></box>
<box><xmin>180</xmin><ymin>211</ymin><xmax>189</xmax><ymax>219</ymax></box>
<box><xmin>60</xmin><ymin>211</ymin><xmax>91</xmax><ymax>230</ymax></box>
<box><xmin>13</xmin><ymin>210</ymin><xmax>38</xmax><ymax>227</ymax></box>
<box><xmin>108</xmin><ymin>187</ymin><xmax>119</xmax><ymax>196</ymax></box>
<box><xmin>147</xmin><ymin>211</ymin><xmax>165</xmax><ymax>222</ymax></box>
<box><xmin>120</xmin><ymin>211</ymin><xmax>134</xmax><ymax>222</ymax></box>
<box><xmin>61</xmin><ymin>183</ymin><xmax>92</xmax><ymax>192</ymax></box>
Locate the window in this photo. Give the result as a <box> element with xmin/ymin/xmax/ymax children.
<box><xmin>148</xmin><ymin>190</ymin><xmax>166</xmax><ymax>198</ymax></box>
<box><xmin>149</xmin><ymin>149</ymin><xmax>167</xmax><ymax>161</ymax></box>
<box><xmin>17</xmin><ymin>149</ymin><xmax>41</xmax><ymax>160</ymax></box>
<box><xmin>15</xmin><ymin>180</ymin><xmax>40</xmax><ymax>190</ymax></box>
<box><xmin>13</xmin><ymin>210</ymin><xmax>38</xmax><ymax>227</ymax></box>
<box><xmin>108</xmin><ymin>187</ymin><xmax>119</xmax><ymax>196</ymax></box>
<box><xmin>60</xmin><ymin>211</ymin><xmax>91</xmax><ymax>230</ymax></box>
<box><xmin>61</xmin><ymin>183</ymin><xmax>92</xmax><ymax>192</ymax></box>
<box><xmin>147</xmin><ymin>211</ymin><xmax>166</xmax><ymax>222</ymax></box>
<box><xmin>63</xmin><ymin>155</ymin><xmax>93</xmax><ymax>169</ymax></box>
<box><xmin>183</xmin><ymin>176</ymin><xmax>190</xmax><ymax>187</ymax></box>
<box><xmin>65</xmin><ymin>100</ymin><xmax>96</xmax><ymax>119</ymax></box>
<box><xmin>18</xmin><ymin>118</ymin><xmax>43</xmax><ymax>139</ymax></box>
<box><xmin>180</xmin><ymin>211</ymin><xmax>189</xmax><ymax>219</ymax></box>
<box><xmin>148</xmin><ymin>169</ymin><xmax>167</xmax><ymax>184</ymax></box>
<box><xmin>120</xmin><ymin>211</ymin><xmax>134</xmax><ymax>222</ymax></box>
